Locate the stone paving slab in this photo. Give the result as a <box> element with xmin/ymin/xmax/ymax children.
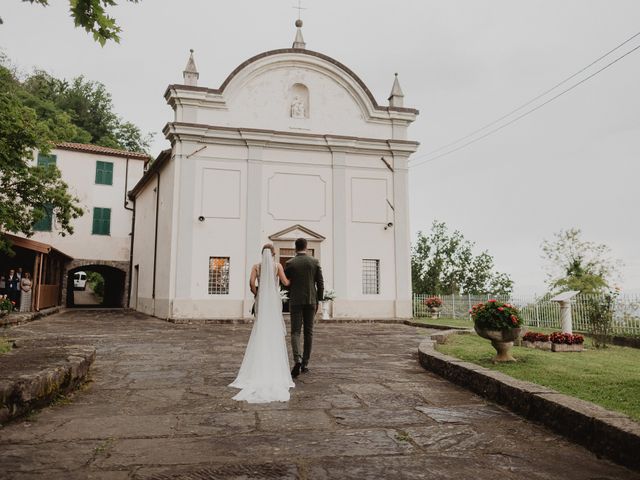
<box><xmin>0</xmin><ymin>310</ymin><xmax>638</xmax><ymax>479</ymax></box>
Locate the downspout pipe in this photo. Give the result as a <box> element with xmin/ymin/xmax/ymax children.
<box><xmin>126</xmin><ymin>197</ymin><xmax>136</xmax><ymax>308</ymax></box>
<box><xmin>124</xmin><ymin>157</ymin><xmax>135</xmax><ymax>308</ymax></box>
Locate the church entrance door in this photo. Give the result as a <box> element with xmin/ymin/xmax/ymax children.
<box><xmin>277</xmin><ymin>247</ymin><xmax>315</xmax><ymax>314</ymax></box>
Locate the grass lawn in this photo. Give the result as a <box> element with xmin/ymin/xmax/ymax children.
<box><xmin>438</xmin><ymin>333</ymin><xmax>640</xmax><ymax>421</ymax></box>
<box><xmin>0</xmin><ymin>337</ymin><xmax>12</xmax><ymax>354</ymax></box>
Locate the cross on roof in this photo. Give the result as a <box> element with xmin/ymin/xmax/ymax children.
<box><xmin>293</xmin><ymin>0</ymin><xmax>307</xmax><ymax>20</ymax></box>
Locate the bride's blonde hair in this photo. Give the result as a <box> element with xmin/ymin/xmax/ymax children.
<box><xmin>262</xmin><ymin>243</ymin><xmax>275</xmax><ymax>256</ymax></box>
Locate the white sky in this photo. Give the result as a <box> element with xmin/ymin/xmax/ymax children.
<box><xmin>1</xmin><ymin>1</ymin><xmax>639</xmax><ymax>295</ymax></box>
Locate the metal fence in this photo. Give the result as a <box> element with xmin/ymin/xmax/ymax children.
<box><xmin>413</xmin><ymin>293</ymin><xmax>640</xmax><ymax>335</ymax></box>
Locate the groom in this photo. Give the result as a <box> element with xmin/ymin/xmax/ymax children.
<box><xmin>285</xmin><ymin>238</ymin><xmax>324</xmax><ymax>378</ymax></box>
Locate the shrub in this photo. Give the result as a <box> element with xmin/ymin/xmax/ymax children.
<box><xmin>0</xmin><ymin>296</ymin><xmax>14</xmax><ymax>312</ymax></box>
<box><xmin>586</xmin><ymin>290</ymin><xmax>617</xmax><ymax>348</ymax></box>
<box><xmin>471</xmin><ymin>299</ymin><xmax>523</xmax><ymax>330</ymax></box>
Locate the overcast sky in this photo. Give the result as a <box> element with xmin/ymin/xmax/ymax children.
<box><xmin>1</xmin><ymin>1</ymin><xmax>639</xmax><ymax>295</ymax></box>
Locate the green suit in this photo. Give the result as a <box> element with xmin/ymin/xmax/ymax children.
<box><xmin>285</xmin><ymin>253</ymin><xmax>324</xmax><ymax>366</ymax></box>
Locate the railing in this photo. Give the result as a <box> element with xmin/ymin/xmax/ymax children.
<box><xmin>37</xmin><ymin>284</ymin><xmax>60</xmax><ymax>310</ymax></box>
<box><xmin>413</xmin><ymin>293</ymin><xmax>640</xmax><ymax>335</ymax></box>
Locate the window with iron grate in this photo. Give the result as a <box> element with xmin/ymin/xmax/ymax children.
<box><xmin>209</xmin><ymin>257</ymin><xmax>230</xmax><ymax>294</ymax></box>
<box><xmin>362</xmin><ymin>259</ymin><xmax>380</xmax><ymax>295</ymax></box>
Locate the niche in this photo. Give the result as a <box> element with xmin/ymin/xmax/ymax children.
<box><xmin>289</xmin><ymin>83</ymin><xmax>310</xmax><ymax>119</ymax></box>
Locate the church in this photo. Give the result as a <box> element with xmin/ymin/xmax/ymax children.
<box><xmin>128</xmin><ymin>21</ymin><xmax>419</xmax><ymax>320</ymax></box>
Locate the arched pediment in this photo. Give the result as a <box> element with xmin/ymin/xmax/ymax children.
<box><xmin>164</xmin><ymin>49</ymin><xmax>418</xmax><ymax>138</ymax></box>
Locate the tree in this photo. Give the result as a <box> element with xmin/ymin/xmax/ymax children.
<box><xmin>2</xmin><ymin>60</ymin><xmax>151</xmax><ymax>154</ymax></box>
<box><xmin>13</xmin><ymin>0</ymin><xmax>140</xmax><ymax>46</ymax></box>
<box><xmin>411</xmin><ymin>221</ymin><xmax>514</xmax><ymax>295</ymax></box>
<box><xmin>0</xmin><ymin>89</ymin><xmax>83</xmax><ymax>253</ymax></box>
<box><xmin>541</xmin><ymin>228</ymin><xmax>621</xmax><ymax>294</ymax></box>
<box><xmin>0</xmin><ymin>55</ymin><xmax>149</xmax><ymax>252</ymax></box>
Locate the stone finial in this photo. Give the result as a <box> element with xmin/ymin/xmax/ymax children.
<box><xmin>183</xmin><ymin>49</ymin><xmax>199</xmax><ymax>86</ymax></box>
<box><xmin>388</xmin><ymin>73</ymin><xmax>405</xmax><ymax>108</ymax></box>
<box><xmin>292</xmin><ymin>19</ymin><xmax>306</xmax><ymax>49</ymax></box>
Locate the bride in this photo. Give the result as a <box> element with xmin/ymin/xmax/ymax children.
<box><xmin>229</xmin><ymin>244</ymin><xmax>295</xmax><ymax>403</ymax></box>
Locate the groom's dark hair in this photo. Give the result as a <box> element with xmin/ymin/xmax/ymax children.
<box><xmin>295</xmin><ymin>238</ymin><xmax>307</xmax><ymax>252</ymax></box>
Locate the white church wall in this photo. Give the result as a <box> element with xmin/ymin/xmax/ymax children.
<box><xmin>31</xmin><ymin>148</ymin><xmax>144</xmax><ymax>262</ymax></box>
<box><xmin>154</xmin><ymin>158</ymin><xmax>177</xmax><ymax>303</ymax></box>
<box><xmin>169</xmin><ymin>151</ymin><xmax>248</xmax><ymax>319</ymax></box>
<box><xmin>131</xmin><ymin>175</ymin><xmax>157</xmax><ymax>315</ymax></box>
<box><xmin>324</xmin><ymin>151</ymin><xmax>400</xmax><ymax>318</ymax></box>
<box><xmin>261</xmin><ymin>157</ymin><xmax>334</xmax><ymax>285</ymax></box>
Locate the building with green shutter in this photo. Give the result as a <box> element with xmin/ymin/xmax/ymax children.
<box><xmin>28</xmin><ymin>143</ymin><xmax>149</xmax><ymax>309</ymax></box>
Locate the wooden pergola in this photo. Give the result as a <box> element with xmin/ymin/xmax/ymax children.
<box><xmin>1</xmin><ymin>234</ymin><xmax>73</xmax><ymax>311</ymax></box>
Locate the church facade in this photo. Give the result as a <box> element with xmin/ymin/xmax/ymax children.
<box><xmin>129</xmin><ymin>23</ymin><xmax>419</xmax><ymax>320</ymax></box>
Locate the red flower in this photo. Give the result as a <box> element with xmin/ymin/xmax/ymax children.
<box><xmin>488</xmin><ymin>299</ymin><xmax>497</xmax><ymax>303</ymax></box>
<box><xmin>497</xmin><ymin>307</ymin><xmax>504</xmax><ymax>312</ymax></box>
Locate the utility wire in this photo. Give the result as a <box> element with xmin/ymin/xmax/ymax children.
<box><xmin>409</xmin><ymin>30</ymin><xmax>640</xmax><ymax>166</ymax></box>
<box><xmin>410</xmin><ymin>41</ymin><xmax>640</xmax><ymax>169</ymax></box>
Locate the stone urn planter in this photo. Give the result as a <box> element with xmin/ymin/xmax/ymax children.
<box><xmin>428</xmin><ymin>307</ymin><xmax>440</xmax><ymax>319</ymax></box>
<box><xmin>321</xmin><ymin>300</ymin><xmax>332</xmax><ymax>320</ymax></box>
<box><xmin>474</xmin><ymin>325</ymin><xmax>525</xmax><ymax>362</ymax></box>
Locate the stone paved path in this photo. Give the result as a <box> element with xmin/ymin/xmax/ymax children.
<box><xmin>1</xmin><ymin>310</ymin><xmax>638</xmax><ymax>479</ymax></box>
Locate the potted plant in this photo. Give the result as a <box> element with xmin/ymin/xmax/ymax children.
<box><xmin>549</xmin><ymin>332</ymin><xmax>584</xmax><ymax>352</ymax></box>
<box><xmin>322</xmin><ymin>289</ymin><xmax>336</xmax><ymax>320</ymax></box>
<box><xmin>423</xmin><ymin>296</ymin><xmax>443</xmax><ymax>318</ymax></box>
<box><xmin>470</xmin><ymin>299</ymin><xmax>525</xmax><ymax>362</ymax></box>
<box><xmin>522</xmin><ymin>331</ymin><xmax>551</xmax><ymax>350</ymax></box>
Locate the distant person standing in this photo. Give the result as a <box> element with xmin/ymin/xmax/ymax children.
<box><xmin>0</xmin><ymin>274</ymin><xmax>6</xmax><ymax>296</ymax></box>
<box><xmin>19</xmin><ymin>272</ymin><xmax>33</xmax><ymax>312</ymax></box>
<box><xmin>7</xmin><ymin>269</ymin><xmax>20</xmax><ymax>308</ymax></box>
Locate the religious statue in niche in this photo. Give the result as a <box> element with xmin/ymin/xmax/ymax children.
<box><xmin>291</xmin><ymin>96</ymin><xmax>306</xmax><ymax>119</ymax></box>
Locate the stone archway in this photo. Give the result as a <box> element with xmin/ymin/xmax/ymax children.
<box><xmin>64</xmin><ymin>260</ymin><xmax>129</xmax><ymax>308</ymax></box>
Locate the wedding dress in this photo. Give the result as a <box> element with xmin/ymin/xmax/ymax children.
<box><xmin>229</xmin><ymin>250</ymin><xmax>294</xmax><ymax>403</ymax></box>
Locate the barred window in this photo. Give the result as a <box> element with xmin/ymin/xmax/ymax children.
<box><xmin>208</xmin><ymin>257</ymin><xmax>230</xmax><ymax>294</ymax></box>
<box><xmin>362</xmin><ymin>259</ymin><xmax>380</xmax><ymax>295</ymax></box>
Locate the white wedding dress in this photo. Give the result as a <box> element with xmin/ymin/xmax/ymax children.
<box><xmin>229</xmin><ymin>250</ymin><xmax>295</xmax><ymax>403</ymax></box>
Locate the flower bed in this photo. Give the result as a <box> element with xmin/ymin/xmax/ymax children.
<box><xmin>550</xmin><ymin>332</ymin><xmax>585</xmax><ymax>352</ymax></box>
<box><xmin>522</xmin><ymin>331</ymin><xmax>551</xmax><ymax>351</ymax></box>
<box><xmin>522</xmin><ymin>331</ymin><xmax>585</xmax><ymax>352</ymax></box>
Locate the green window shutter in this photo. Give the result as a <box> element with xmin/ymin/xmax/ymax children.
<box><xmin>92</xmin><ymin>208</ymin><xmax>101</xmax><ymax>234</ymax></box>
<box><xmin>103</xmin><ymin>208</ymin><xmax>111</xmax><ymax>234</ymax></box>
<box><xmin>33</xmin><ymin>205</ymin><xmax>53</xmax><ymax>231</ymax></box>
<box><xmin>92</xmin><ymin>208</ymin><xmax>111</xmax><ymax>235</ymax></box>
<box><xmin>37</xmin><ymin>154</ymin><xmax>57</xmax><ymax>168</ymax></box>
<box><xmin>95</xmin><ymin>161</ymin><xmax>114</xmax><ymax>185</ymax></box>
<box><xmin>95</xmin><ymin>162</ymin><xmax>103</xmax><ymax>184</ymax></box>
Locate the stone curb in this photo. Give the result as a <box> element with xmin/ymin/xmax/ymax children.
<box><xmin>0</xmin><ymin>306</ymin><xmax>63</xmax><ymax>329</ymax></box>
<box><xmin>0</xmin><ymin>345</ymin><xmax>96</xmax><ymax>424</ymax></box>
<box><xmin>417</xmin><ymin>329</ymin><xmax>640</xmax><ymax>471</ymax></box>
<box><xmin>404</xmin><ymin>319</ymin><xmax>470</xmax><ymax>331</ymax></box>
